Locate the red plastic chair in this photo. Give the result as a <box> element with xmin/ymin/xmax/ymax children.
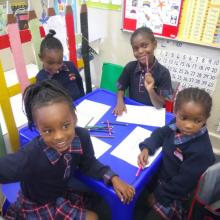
<box><xmin>165</xmin><ymin>80</ymin><xmax>180</xmax><ymax>113</ymax></box>
<box><xmin>187</xmin><ymin>163</ymin><xmax>220</xmax><ymax>220</ymax></box>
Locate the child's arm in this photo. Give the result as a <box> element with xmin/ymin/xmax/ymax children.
<box><xmin>139</xmin><ymin>125</ymin><xmax>168</xmax><ymax>155</ymax></box>
<box><xmin>0</xmin><ymin>149</ymin><xmax>31</xmax><ymax>183</ymax></box>
<box><xmin>112</xmin><ymin>90</ymin><xmax>127</xmax><ymax>116</ymax></box>
<box><xmin>78</xmin><ymin>128</ymin><xmax>135</xmax><ymax>203</ymax></box>
<box><xmin>111</xmin><ymin>176</ymin><xmax>135</xmax><ymax>204</ymax></box>
<box><xmin>138</xmin><ymin>148</ymin><xmax>149</xmax><ymax>167</ymax></box>
<box><xmin>113</xmin><ymin>62</ymin><xmax>133</xmax><ymax>115</ymax></box>
<box><xmin>144</xmin><ymin>73</ymin><xmax>165</xmax><ymax>108</ymax></box>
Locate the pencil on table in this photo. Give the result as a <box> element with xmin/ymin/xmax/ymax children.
<box><xmin>101</xmin><ymin>121</ymin><xmax>128</xmax><ymax>126</ymax></box>
<box><xmin>91</xmin><ymin>135</ymin><xmax>115</xmax><ymax>138</ymax></box>
<box><xmin>88</xmin><ymin>129</ymin><xmax>114</xmax><ymax>133</ymax></box>
<box><xmin>86</xmin><ymin>126</ymin><xmax>113</xmax><ymax>129</ymax></box>
<box><xmin>106</xmin><ymin>120</ymin><xmax>112</xmax><ymax>135</ymax></box>
<box><xmin>84</xmin><ymin>117</ymin><xmax>94</xmax><ymax>127</ymax></box>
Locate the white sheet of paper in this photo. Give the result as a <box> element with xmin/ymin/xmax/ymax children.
<box><xmin>76</xmin><ymin>100</ymin><xmax>111</xmax><ymax>126</ymax></box>
<box><xmin>116</xmin><ymin>105</ymin><xmax>165</xmax><ymax>127</ymax></box>
<box><xmin>111</xmin><ymin>126</ymin><xmax>162</xmax><ymax>168</ymax></box>
<box><xmin>91</xmin><ymin>136</ymin><xmax>111</xmax><ymax>158</ymax></box>
<box><xmin>76</xmin><ymin>111</ymin><xmax>94</xmax><ymax>128</ymax></box>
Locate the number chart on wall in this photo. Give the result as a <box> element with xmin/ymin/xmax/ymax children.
<box><xmin>123</xmin><ymin>0</ymin><xmax>183</xmax><ymax>38</ymax></box>
<box><xmin>156</xmin><ymin>40</ymin><xmax>220</xmax><ymax>94</ymax></box>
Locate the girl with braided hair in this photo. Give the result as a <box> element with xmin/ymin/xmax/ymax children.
<box><xmin>0</xmin><ymin>80</ymin><xmax>134</xmax><ymax>219</ymax></box>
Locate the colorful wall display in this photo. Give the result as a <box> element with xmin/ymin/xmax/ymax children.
<box><xmin>80</xmin><ymin>0</ymin><xmax>121</xmax><ymax>10</ymax></box>
<box><xmin>122</xmin><ymin>0</ymin><xmax>220</xmax><ymax>48</ymax></box>
<box><xmin>123</xmin><ymin>0</ymin><xmax>183</xmax><ymax>38</ymax></box>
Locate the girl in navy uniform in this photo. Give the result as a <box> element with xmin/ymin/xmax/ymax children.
<box><xmin>113</xmin><ymin>27</ymin><xmax>172</xmax><ymax>115</ymax></box>
<box><xmin>0</xmin><ymin>80</ymin><xmax>135</xmax><ymax>219</ymax></box>
<box><xmin>36</xmin><ymin>29</ymin><xmax>85</xmax><ymax>101</ymax></box>
<box><xmin>137</xmin><ymin>87</ymin><xmax>215</xmax><ymax>220</ymax></box>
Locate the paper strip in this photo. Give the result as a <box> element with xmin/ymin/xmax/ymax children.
<box><xmin>7</xmin><ymin>23</ymin><xmax>29</xmax><ymax>93</ymax></box>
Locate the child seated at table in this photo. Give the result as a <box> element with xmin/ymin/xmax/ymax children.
<box><xmin>113</xmin><ymin>27</ymin><xmax>172</xmax><ymax>116</ymax></box>
<box><xmin>36</xmin><ymin>29</ymin><xmax>85</xmax><ymax>101</ymax></box>
<box><xmin>0</xmin><ymin>80</ymin><xmax>135</xmax><ymax>219</ymax></box>
<box><xmin>137</xmin><ymin>87</ymin><xmax>215</xmax><ymax>220</ymax></box>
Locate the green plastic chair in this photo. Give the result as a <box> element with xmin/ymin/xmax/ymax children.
<box><xmin>100</xmin><ymin>63</ymin><xmax>124</xmax><ymax>93</ymax></box>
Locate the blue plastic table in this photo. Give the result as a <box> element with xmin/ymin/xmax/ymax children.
<box><xmin>3</xmin><ymin>89</ymin><xmax>173</xmax><ymax>220</ymax></box>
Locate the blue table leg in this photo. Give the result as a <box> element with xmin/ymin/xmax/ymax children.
<box><xmin>105</xmin><ymin>195</ymin><xmax>136</xmax><ymax>220</ymax></box>
<box><xmin>75</xmin><ymin>171</ymin><xmax>138</xmax><ymax>220</ymax></box>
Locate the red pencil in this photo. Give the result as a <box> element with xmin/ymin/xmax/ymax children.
<box><xmin>146</xmin><ymin>55</ymin><xmax>149</xmax><ymax>73</ymax></box>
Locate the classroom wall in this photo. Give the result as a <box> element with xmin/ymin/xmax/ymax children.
<box><xmin>0</xmin><ymin>3</ymin><xmax>219</xmax><ymax>151</ymax></box>
<box><xmin>0</xmin><ymin>42</ymin><xmax>35</xmax><ymax>71</ymax></box>
<box><xmin>86</xmin><ymin>7</ymin><xmax>220</xmax><ymax>151</ymax></box>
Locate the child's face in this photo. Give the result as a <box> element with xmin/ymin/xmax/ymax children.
<box><xmin>40</xmin><ymin>49</ymin><xmax>63</xmax><ymax>75</ymax></box>
<box><xmin>175</xmin><ymin>101</ymin><xmax>207</xmax><ymax>136</ymax></box>
<box><xmin>34</xmin><ymin>101</ymin><xmax>76</xmax><ymax>153</ymax></box>
<box><xmin>131</xmin><ymin>33</ymin><xmax>156</xmax><ymax>66</ymax></box>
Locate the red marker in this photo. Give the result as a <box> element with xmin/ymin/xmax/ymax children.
<box><xmin>135</xmin><ymin>165</ymin><xmax>142</xmax><ymax>177</ymax></box>
<box><xmin>106</xmin><ymin>120</ymin><xmax>112</xmax><ymax>136</ymax></box>
<box><xmin>146</xmin><ymin>55</ymin><xmax>149</xmax><ymax>73</ymax></box>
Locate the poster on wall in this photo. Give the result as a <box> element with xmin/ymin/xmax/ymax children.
<box><xmin>155</xmin><ymin>40</ymin><xmax>220</xmax><ymax>95</ymax></box>
<box><xmin>178</xmin><ymin>0</ymin><xmax>220</xmax><ymax>47</ymax></box>
<box><xmin>123</xmin><ymin>0</ymin><xmax>183</xmax><ymax>38</ymax></box>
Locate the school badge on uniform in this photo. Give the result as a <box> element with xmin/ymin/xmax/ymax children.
<box><xmin>173</xmin><ymin>147</ymin><xmax>183</xmax><ymax>161</ymax></box>
<box><xmin>69</xmin><ymin>73</ymin><xmax>76</xmax><ymax>80</ymax></box>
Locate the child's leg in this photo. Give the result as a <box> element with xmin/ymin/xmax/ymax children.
<box><xmin>85</xmin><ymin>210</ymin><xmax>99</xmax><ymax>220</ymax></box>
<box><xmin>144</xmin><ymin>209</ymin><xmax>164</xmax><ymax>220</ymax></box>
<box><xmin>84</xmin><ymin>192</ymin><xmax>111</xmax><ymax>220</ymax></box>
<box><xmin>0</xmin><ymin>185</ymin><xmax>8</xmax><ymax>216</ymax></box>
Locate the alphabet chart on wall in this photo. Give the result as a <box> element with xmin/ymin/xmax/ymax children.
<box><xmin>155</xmin><ymin>39</ymin><xmax>220</xmax><ymax>94</ymax></box>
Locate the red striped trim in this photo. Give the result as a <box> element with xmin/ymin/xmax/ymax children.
<box><xmin>0</xmin><ymin>26</ymin><xmax>45</xmax><ymax>50</ymax></box>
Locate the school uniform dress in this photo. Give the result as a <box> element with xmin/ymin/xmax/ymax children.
<box><xmin>0</xmin><ymin>127</ymin><xmax>116</xmax><ymax>219</ymax></box>
<box><xmin>139</xmin><ymin>120</ymin><xmax>215</xmax><ymax>220</ymax></box>
<box><xmin>117</xmin><ymin>58</ymin><xmax>172</xmax><ymax>106</ymax></box>
<box><xmin>36</xmin><ymin>61</ymin><xmax>85</xmax><ymax>101</ymax></box>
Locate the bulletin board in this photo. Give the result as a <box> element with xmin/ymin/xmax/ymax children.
<box><xmin>122</xmin><ymin>0</ymin><xmax>220</xmax><ymax>48</ymax></box>
<box><xmin>122</xmin><ymin>0</ymin><xmax>183</xmax><ymax>38</ymax></box>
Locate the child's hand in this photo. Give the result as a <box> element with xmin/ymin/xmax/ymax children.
<box><xmin>144</xmin><ymin>73</ymin><xmax>154</xmax><ymax>91</ymax></box>
<box><xmin>138</xmin><ymin>148</ymin><xmax>149</xmax><ymax>167</ymax></box>
<box><xmin>113</xmin><ymin>103</ymin><xmax>127</xmax><ymax>116</ymax></box>
<box><xmin>111</xmin><ymin>176</ymin><xmax>135</xmax><ymax>204</ymax></box>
